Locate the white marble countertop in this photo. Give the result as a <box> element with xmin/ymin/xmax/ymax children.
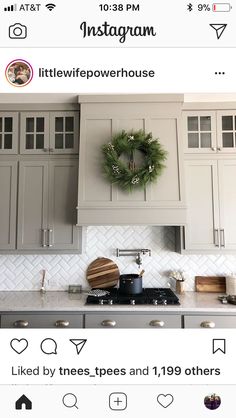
<box><xmin>0</xmin><ymin>291</ymin><xmax>235</xmax><ymax>313</ymax></box>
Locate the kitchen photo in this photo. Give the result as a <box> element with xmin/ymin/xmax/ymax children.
<box><xmin>0</xmin><ymin>92</ymin><xmax>236</xmax><ymax>329</ymax></box>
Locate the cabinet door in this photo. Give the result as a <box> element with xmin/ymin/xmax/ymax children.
<box><xmin>1</xmin><ymin>313</ymin><xmax>83</xmax><ymax>328</ymax></box>
<box><xmin>184</xmin><ymin>315</ymin><xmax>236</xmax><ymax>328</ymax></box>
<box><xmin>85</xmin><ymin>314</ymin><xmax>181</xmax><ymax>328</ymax></box>
<box><xmin>0</xmin><ymin>113</ymin><xmax>18</xmax><ymax>154</ymax></box>
<box><xmin>217</xmin><ymin>111</ymin><xmax>236</xmax><ymax>152</ymax></box>
<box><xmin>20</xmin><ymin>113</ymin><xmax>49</xmax><ymax>154</ymax></box>
<box><xmin>48</xmin><ymin>159</ymin><xmax>80</xmax><ymax>250</ymax></box>
<box><xmin>184</xmin><ymin>160</ymin><xmax>220</xmax><ymax>250</ymax></box>
<box><xmin>0</xmin><ymin>161</ymin><xmax>17</xmax><ymax>249</ymax></box>
<box><xmin>50</xmin><ymin>112</ymin><xmax>79</xmax><ymax>154</ymax></box>
<box><xmin>218</xmin><ymin>160</ymin><xmax>236</xmax><ymax>249</ymax></box>
<box><xmin>183</xmin><ymin>111</ymin><xmax>217</xmax><ymax>153</ymax></box>
<box><xmin>17</xmin><ymin>161</ymin><xmax>49</xmax><ymax>249</ymax></box>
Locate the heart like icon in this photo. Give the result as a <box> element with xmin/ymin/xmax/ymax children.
<box><xmin>157</xmin><ymin>394</ymin><xmax>174</xmax><ymax>408</ymax></box>
<box><xmin>10</xmin><ymin>338</ymin><xmax>28</xmax><ymax>354</ymax></box>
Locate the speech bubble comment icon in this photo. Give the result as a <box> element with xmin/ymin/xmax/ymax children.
<box><xmin>40</xmin><ymin>338</ymin><xmax>57</xmax><ymax>355</ymax></box>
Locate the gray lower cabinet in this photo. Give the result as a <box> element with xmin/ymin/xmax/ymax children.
<box><xmin>0</xmin><ymin>161</ymin><xmax>17</xmax><ymax>250</ymax></box>
<box><xmin>17</xmin><ymin>158</ymin><xmax>80</xmax><ymax>251</ymax></box>
<box><xmin>1</xmin><ymin>312</ymin><xmax>236</xmax><ymax>328</ymax></box>
<box><xmin>184</xmin><ymin>315</ymin><xmax>236</xmax><ymax>328</ymax></box>
<box><xmin>1</xmin><ymin>313</ymin><xmax>83</xmax><ymax>328</ymax></box>
<box><xmin>85</xmin><ymin>314</ymin><xmax>181</xmax><ymax>328</ymax></box>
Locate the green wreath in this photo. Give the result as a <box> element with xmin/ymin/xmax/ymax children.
<box><xmin>101</xmin><ymin>130</ymin><xmax>167</xmax><ymax>191</ymax></box>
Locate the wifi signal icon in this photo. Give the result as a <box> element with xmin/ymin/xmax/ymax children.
<box><xmin>45</xmin><ymin>3</ymin><xmax>56</xmax><ymax>11</ymax></box>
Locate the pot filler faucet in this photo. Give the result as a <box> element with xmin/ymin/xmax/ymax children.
<box><xmin>116</xmin><ymin>248</ymin><xmax>151</xmax><ymax>267</ymax></box>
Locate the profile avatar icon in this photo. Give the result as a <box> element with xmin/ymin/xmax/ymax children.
<box><xmin>5</xmin><ymin>59</ymin><xmax>33</xmax><ymax>87</ymax></box>
<box><xmin>204</xmin><ymin>393</ymin><xmax>221</xmax><ymax>410</ymax></box>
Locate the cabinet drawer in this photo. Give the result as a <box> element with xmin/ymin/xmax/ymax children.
<box><xmin>1</xmin><ymin>313</ymin><xmax>83</xmax><ymax>328</ymax></box>
<box><xmin>85</xmin><ymin>314</ymin><xmax>181</xmax><ymax>328</ymax></box>
<box><xmin>184</xmin><ymin>315</ymin><xmax>236</xmax><ymax>329</ymax></box>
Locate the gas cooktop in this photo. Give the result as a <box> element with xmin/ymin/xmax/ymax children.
<box><xmin>86</xmin><ymin>288</ymin><xmax>180</xmax><ymax>306</ymax></box>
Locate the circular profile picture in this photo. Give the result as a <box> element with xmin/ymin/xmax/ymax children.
<box><xmin>5</xmin><ymin>59</ymin><xmax>33</xmax><ymax>87</ymax></box>
<box><xmin>204</xmin><ymin>393</ymin><xmax>221</xmax><ymax>410</ymax></box>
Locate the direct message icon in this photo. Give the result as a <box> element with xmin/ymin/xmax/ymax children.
<box><xmin>40</xmin><ymin>338</ymin><xmax>57</xmax><ymax>355</ymax></box>
<box><xmin>157</xmin><ymin>394</ymin><xmax>174</xmax><ymax>408</ymax></box>
<box><xmin>70</xmin><ymin>339</ymin><xmax>87</xmax><ymax>355</ymax></box>
<box><xmin>10</xmin><ymin>338</ymin><xmax>28</xmax><ymax>354</ymax></box>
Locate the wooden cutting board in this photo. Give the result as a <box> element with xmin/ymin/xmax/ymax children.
<box><xmin>195</xmin><ymin>276</ymin><xmax>226</xmax><ymax>293</ymax></box>
<box><xmin>86</xmin><ymin>257</ymin><xmax>120</xmax><ymax>288</ymax></box>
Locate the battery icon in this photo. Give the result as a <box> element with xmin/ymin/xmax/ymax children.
<box><xmin>212</xmin><ymin>3</ymin><xmax>232</xmax><ymax>11</ymax></box>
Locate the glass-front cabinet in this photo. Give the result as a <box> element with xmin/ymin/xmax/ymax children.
<box><xmin>20</xmin><ymin>112</ymin><xmax>79</xmax><ymax>154</ymax></box>
<box><xmin>183</xmin><ymin>111</ymin><xmax>216</xmax><ymax>153</ymax></box>
<box><xmin>184</xmin><ymin>110</ymin><xmax>236</xmax><ymax>153</ymax></box>
<box><xmin>50</xmin><ymin>112</ymin><xmax>79</xmax><ymax>154</ymax></box>
<box><xmin>217</xmin><ymin>111</ymin><xmax>236</xmax><ymax>152</ymax></box>
<box><xmin>0</xmin><ymin>113</ymin><xmax>18</xmax><ymax>154</ymax></box>
<box><xmin>20</xmin><ymin>113</ymin><xmax>49</xmax><ymax>154</ymax></box>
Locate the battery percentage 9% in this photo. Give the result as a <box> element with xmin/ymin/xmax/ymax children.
<box><xmin>198</xmin><ymin>3</ymin><xmax>211</xmax><ymax>11</ymax></box>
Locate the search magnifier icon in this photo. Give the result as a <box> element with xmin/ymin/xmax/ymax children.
<box><xmin>62</xmin><ymin>393</ymin><xmax>78</xmax><ymax>409</ymax></box>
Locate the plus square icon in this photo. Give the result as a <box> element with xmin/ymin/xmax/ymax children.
<box><xmin>109</xmin><ymin>393</ymin><xmax>127</xmax><ymax>410</ymax></box>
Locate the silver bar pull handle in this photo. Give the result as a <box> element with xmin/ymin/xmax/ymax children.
<box><xmin>214</xmin><ymin>229</ymin><xmax>219</xmax><ymax>247</ymax></box>
<box><xmin>48</xmin><ymin>229</ymin><xmax>53</xmax><ymax>247</ymax></box>
<box><xmin>220</xmin><ymin>229</ymin><xmax>225</xmax><ymax>247</ymax></box>
<box><xmin>42</xmin><ymin>229</ymin><xmax>47</xmax><ymax>247</ymax></box>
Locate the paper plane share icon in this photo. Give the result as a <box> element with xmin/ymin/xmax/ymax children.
<box><xmin>70</xmin><ymin>339</ymin><xmax>87</xmax><ymax>355</ymax></box>
<box><xmin>210</xmin><ymin>24</ymin><xmax>227</xmax><ymax>39</ymax></box>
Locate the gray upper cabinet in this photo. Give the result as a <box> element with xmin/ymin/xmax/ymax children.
<box><xmin>50</xmin><ymin>112</ymin><xmax>79</xmax><ymax>154</ymax></box>
<box><xmin>17</xmin><ymin>159</ymin><xmax>80</xmax><ymax>251</ymax></box>
<box><xmin>0</xmin><ymin>113</ymin><xmax>18</xmax><ymax>154</ymax></box>
<box><xmin>0</xmin><ymin>161</ymin><xmax>17</xmax><ymax>249</ymax></box>
<box><xmin>20</xmin><ymin>111</ymin><xmax>79</xmax><ymax>155</ymax></box>
<box><xmin>183</xmin><ymin>111</ymin><xmax>216</xmax><ymax>153</ymax></box>
<box><xmin>217</xmin><ymin>111</ymin><xmax>236</xmax><ymax>152</ymax></box>
<box><xmin>183</xmin><ymin>159</ymin><xmax>236</xmax><ymax>252</ymax></box>
<box><xmin>77</xmin><ymin>95</ymin><xmax>186</xmax><ymax>225</ymax></box>
<box><xmin>183</xmin><ymin>106</ymin><xmax>236</xmax><ymax>253</ymax></box>
<box><xmin>20</xmin><ymin>113</ymin><xmax>49</xmax><ymax>154</ymax></box>
<box><xmin>184</xmin><ymin>160</ymin><xmax>219</xmax><ymax>251</ymax></box>
<box><xmin>17</xmin><ymin>161</ymin><xmax>49</xmax><ymax>250</ymax></box>
<box><xmin>0</xmin><ymin>106</ymin><xmax>81</xmax><ymax>254</ymax></box>
<box><xmin>184</xmin><ymin>109</ymin><xmax>236</xmax><ymax>154</ymax></box>
<box><xmin>48</xmin><ymin>159</ymin><xmax>79</xmax><ymax>250</ymax></box>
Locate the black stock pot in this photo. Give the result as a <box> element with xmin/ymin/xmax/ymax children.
<box><xmin>119</xmin><ymin>274</ymin><xmax>143</xmax><ymax>295</ymax></box>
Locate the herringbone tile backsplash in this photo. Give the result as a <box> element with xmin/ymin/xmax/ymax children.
<box><xmin>0</xmin><ymin>226</ymin><xmax>235</xmax><ymax>291</ymax></box>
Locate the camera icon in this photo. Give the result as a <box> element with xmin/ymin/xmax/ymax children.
<box><xmin>9</xmin><ymin>23</ymin><xmax>27</xmax><ymax>39</ymax></box>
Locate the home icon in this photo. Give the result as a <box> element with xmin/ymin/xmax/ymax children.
<box><xmin>15</xmin><ymin>394</ymin><xmax>32</xmax><ymax>410</ymax></box>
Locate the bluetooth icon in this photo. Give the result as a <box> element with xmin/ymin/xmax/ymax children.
<box><xmin>187</xmin><ymin>3</ymin><xmax>193</xmax><ymax>11</ymax></box>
